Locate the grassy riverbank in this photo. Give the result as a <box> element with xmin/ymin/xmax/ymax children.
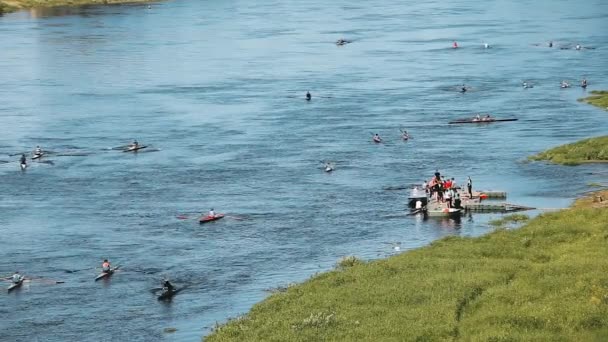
<box><xmin>0</xmin><ymin>0</ymin><xmax>153</xmax><ymax>13</ymax></box>
<box><xmin>579</xmin><ymin>90</ymin><xmax>608</xmax><ymax>110</ymax></box>
<box><xmin>206</xmin><ymin>190</ymin><xmax>608</xmax><ymax>341</ymax></box>
<box><xmin>529</xmin><ymin>136</ymin><xmax>608</xmax><ymax>165</ymax></box>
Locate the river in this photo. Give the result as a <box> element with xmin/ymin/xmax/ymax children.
<box><xmin>1</xmin><ymin>0</ymin><xmax>607</xmax><ymax>341</ymax></box>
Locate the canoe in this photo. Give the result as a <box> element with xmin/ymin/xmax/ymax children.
<box><xmin>94</xmin><ymin>266</ymin><xmax>120</xmax><ymax>281</ymax></box>
<box><xmin>123</xmin><ymin>145</ymin><xmax>148</xmax><ymax>152</ymax></box>
<box><xmin>7</xmin><ymin>279</ymin><xmax>24</xmax><ymax>292</ymax></box>
<box><xmin>199</xmin><ymin>214</ymin><xmax>225</xmax><ymax>224</ymax></box>
<box><xmin>426</xmin><ymin>208</ymin><xmax>462</xmax><ymax>217</ymax></box>
<box><xmin>449</xmin><ymin>118</ymin><xmax>518</xmax><ymax>124</ymax></box>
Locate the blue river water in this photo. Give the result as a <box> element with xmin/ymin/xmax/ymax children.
<box><xmin>1</xmin><ymin>0</ymin><xmax>607</xmax><ymax>340</ymax></box>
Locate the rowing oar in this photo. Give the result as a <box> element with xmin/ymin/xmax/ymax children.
<box><xmin>29</xmin><ymin>277</ymin><xmax>65</xmax><ymax>284</ymax></box>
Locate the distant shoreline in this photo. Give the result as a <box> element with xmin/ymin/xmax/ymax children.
<box><xmin>1</xmin><ymin>0</ymin><xmax>157</xmax><ymax>14</ymax></box>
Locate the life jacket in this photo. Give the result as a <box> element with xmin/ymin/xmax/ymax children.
<box><xmin>102</xmin><ymin>262</ymin><xmax>110</xmax><ymax>270</ymax></box>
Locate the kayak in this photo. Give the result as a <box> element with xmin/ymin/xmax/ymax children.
<box><xmin>94</xmin><ymin>266</ymin><xmax>120</xmax><ymax>281</ymax></box>
<box><xmin>32</xmin><ymin>153</ymin><xmax>43</xmax><ymax>160</ymax></box>
<box><xmin>158</xmin><ymin>287</ymin><xmax>181</xmax><ymax>300</ymax></box>
<box><xmin>20</xmin><ymin>163</ymin><xmax>27</xmax><ymax>170</ymax></box>
<box><xmin>199</xmin><ymin>214</ymin><xmax>225</xmax><ymax>224</ymax></box>
<box><xmin>123</xmin><ymin>145</ymin><xmax>147</xmax><ymax>152</ymax></box>
<box><xmin>325</xmin><ymin>166</ymin><xmax>334</xmax><ymax>172</ymax></box>
<box><xmin>373</xmin><ymin>138</ymin><xmax>382</xmax><ymax>143</ymax></box>
<box><xmin>7</xmin><ymin>278</ymin><xmax>24</xmax><ymax>292</ymax></box>
<box><xmin>449</xmin><ymin>118</ymin><xmax>518</xmax><ymax>124</ymax></box>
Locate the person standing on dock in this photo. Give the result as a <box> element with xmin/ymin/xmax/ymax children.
<box><xmin>467</xmin><ymin>176</ymin><xmax>473</xmax><ymax>198</ymax></box>
<box><xmin>423</xmin><ymin>180</ymin><xmax>428</xmax><ymax>194</ymax></box>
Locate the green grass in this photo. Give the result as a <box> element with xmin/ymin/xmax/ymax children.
<box><xmin>578</xmin><ymin>90</ymin><xmax>608</xmax><ymax>110</ymax></box>
<box><xmin>205</xmin><ymin>193</ymin><xmax>608</xmax><ymax>341</ymax></box>
<box><xmin>488</xmin><ymin>213</ymin><xmax>529</xmax><ymax>227</ymax></box>
<box><xmin>0</xmin><ymin>0</ymin><xmax>153</xmax><ymax>13</ymax></box>
<box><xmin>529</xmin><ymin>136</ymin><xmax>608</xmax><ymax>165</ymax></box>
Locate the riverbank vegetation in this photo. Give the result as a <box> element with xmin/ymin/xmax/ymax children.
<box><xmin>0</xmin><ymin>0</ymin><xmax>152</xmax><ymax>13</ymax></box>
<box><xmin>579</xmin><ymin>90</ymin><xmax>608</xmax><ymax>110</ymax></box>
<box><xmin>529</xmin><ymin>136</ymin><xmax>608</xmax><ymax>165</ymax></box>
<box><xmin>206</xmin><ymin>190</ymin><xmax>608</xmax><ymax>341</ymax></box>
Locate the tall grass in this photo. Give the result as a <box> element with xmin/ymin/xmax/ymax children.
<box><xmin>206</xmin><ymin>195</ymin><xmax>608</xmax><ymax>341</ymax></box>
<box><xmin>529</xmin><ymin>136</ymin><xmax>608</xmax><ymax>165</ymax></box>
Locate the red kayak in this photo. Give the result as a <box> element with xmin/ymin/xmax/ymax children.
<box><xmin>199</xmin><ymin>214</ymin><xmax>225</xmax><ymax>224</ymax></box>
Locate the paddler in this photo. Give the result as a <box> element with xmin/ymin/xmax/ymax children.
<box><xmin>102</xmin><ymin>259</ymin><xmax>111</xmax><ymax>273</ymax></box>
<box><xmin>11</xmin><ymin>271</ymin><xmax>23</xmax><ymax>283</ymax></box>
<box><xmin>20</xmin><ymin>154</ymin><xmax>27</xmax><ymax>167</ymax></box>
<box><xmin>581</xmin><ymin>78</ymin><xmax>587</xmax><ymax>88</ymax></box>
<box><xmin>130</xmin><ymin>140</ymin><xmax>139</xmax><ymax>149</ymax></box>
<box><xmin>208</xmin><ymin>208</ymin><xmax>216</xmax><ymax>218</ymax></box>
<box><xmin>306</xmin><ymin>91</ymin><xmax>311</xmax><ymax>101</ymax></box>
<box><xmin>373</xmin><ymin>133</ymin><xmax>382</xmax><ymax>143</ymax></box>
<box><xmin>453</xmin><ymin>41</ymin><xmax>458</xmax><ymax>48</ymax></box>
<box><xmin>460</xmin><ymin>84</ymin><xmax>467</xmax><ymax>93</ymax></box>
<box><xmin>34</xmin><ymin>145</ymin><xmax>42</xmax><ymax>156</ymax></box>
<box><xmin>162</xmin><ymin>279</ymin><xmax>175</xmax><ymax>292</ymax></box>
<box><xmin>324</xmin><ymin>162</ymin><xmax>333</xmax><ymax>172</ymax></box>
<box><xmin>402</xmin><ymin>130</ymin><xmax>409</xmax><ymax>140</ymax></box>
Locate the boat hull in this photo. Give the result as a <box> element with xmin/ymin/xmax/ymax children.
<box><xmin>95</xmin><ymin>266</ymin><xmax>119</xmax><ymax>281</ymax></box>
<box><xmin>123</xmin><ymin>146</ymin><xmax>148</xmax><ymax>152</ymax></box>
<box><xmin>8</xmin><ymin>279</ymin><xmax>23</xmax><ymax>292</ymax></box>
<box><xmin>426</xmin><ymin>208</ymin><xmax>462</xmax><ymax>217</ymax></box>
<box><xmin>199</xmin><ymin>214</ymin><xmax>225</xmax><ymax>224</ymax></box>
<box><xmin>449</xmin><ymin>118</ymin><xmax>518</xmax><ymax>124</ymax></box>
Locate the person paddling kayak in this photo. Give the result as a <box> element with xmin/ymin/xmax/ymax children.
<box><xmin>453</xmin><ymin>41</ymin><xmax>458</xmax><ymax>48</ymax></box>
<box><xmin>401</xmin><ymin>130</ymin><xmax>410</xmax><ymax>140</ymax></box>
<box><xmin>162</xmin><ymin>279</ymin><xmax>175</xmax><ymax>292</ymax></box>
<box><xmin>581</xmin><ymin>78</ymin><xmax>588</xmax><ymax>89</ymax></box>
<box><xmin>11</xmin><ymin>271</ymin><xmax>23</xmax><ymax>284</ymax></box>
<box><xmin>20</xmin><ymin>154</ymin><xmax>27</xmax><ymax>169</ymax></box>
<box><xmin>373</xmin><ymin>134</ymin><xmax>382</xmax><ymax>143</ymax></box>
<box><xmin>324</xmin><ymin>162</ymin><xmax>334</xmax><ymax>172</ymax></box>
<box><xmin>34</xmin><ymin>146</ymin><xmax>42</xmax><ymax>157</ymax></box>
<box><xmin>460</xmin><ymin>84</ymin><xmax>467</xmax><ymax>93</ymax></box>
<box><xmin>207</xmin><ymin>209</ymin><xmax>216</xmax><ymax>218</ymax></box>
<box><xmin>101</xmin><ymin>259</ymin><xmax>111</xmax><ymax>273</ymax></box>
<box><xmin>306</xmin><ymin>91</ymin><xmax>311</xmax><ymax>101</ymax></box>
<box><xmin>129</xmin><ymin>140</ymin><xmax>139</xmax><ymax>149</ymax></box>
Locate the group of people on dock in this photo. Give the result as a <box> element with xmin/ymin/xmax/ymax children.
<box><xmin>422</xmin><ymin>171</ymin><xmax>473</xmax><ymax>209</ymax></box>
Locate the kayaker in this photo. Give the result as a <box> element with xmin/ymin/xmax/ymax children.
<box><xmin>306</xmin><ymin>91</ymin><xmax>311</xmax><ymax>101</ymax></box>
<box><xmin>324</xmin><ymin>163</ymin><xmax>333</xmax><ymax>172</ymax></box>
<box><xmin>561</xmin><ymin>81</ymin><xmax>570</xmax><ymax>88</ymax></box>
<box><xmin>575</xmin><ymin>44</ymin><xmax>581</xmax><ymax>50</ymax></box>
<box><xmin>12</xmin><ymin>271</ymin><xmax>23</xmax><ymax>283</ymax></box>
<box><xmin>581</xmin><ymin>79</ymin><xmax>587</xmax><ymax>88</ymax></box>
<box><xmin>483</xmin><ymin>114</ymin><xmax>492</xmax><ymax>121</ymax></box>
<box><xmin>20</xmin><ymin>154</ymin><xmax>27</xmax><ymax>166</ymax></box>
<box><xmin>454</xmin><ymin>192</ymin><xmax>462</xmax><ymax>209</ymax></box>
<box><xmin>460</xmin><ymin>84</ymin><xmax>467</xmax><ymax>93</ymax></box>
<box><xmin>483</xmin><ymin>42</ymin><xmax>489</xmax><ymax>49</ymax></box>
<box><xmin>402</xmin><ymin>130</ymin><xmax>409</xmax><ymax>140</ymax></box>
<box><xmin>453</xmin><ymin>41</ymin><xmax>458</xmax><ymax>48</ymax></box>
<box><xmin>34</xmin><ymin>146</ymin><xmax>42</xmax><ymax>156</ymax></box>
<box><xmin>373</xmin><ymin>134</ymin><xmax>382</xmax><ymax>143</ymax></box>
<box><xmin>474</xmin><ymin>114</ymin><xmax>481</xmax><ymax>122</ymax></box>
<box><xmin>162</xmin><ymin>279</ymin><xmax>174</xmax><ymax>292</ymax></box>
<box><xmin>130</xmin><ymin>140</ymin><xmax>139</xmax><ymax>149</ymax></box>
<box><xmin>548</xmin><ymin>41</ymin><xmax>553</xmax><ymax>48</ymax></box>
<box><xmin>102</xmin><ymin>259</ymin><xmax>111</xmax><ymax>273</ymax></box>
<box><xmin>208</xmin><ymin>209</ymin><xmax>215</xmax><ymax>218</ymax></box>
<box><xmin>467</xmin><ymin>176</ymin><xmax>473</xmax><ymax>198</ymax></box>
